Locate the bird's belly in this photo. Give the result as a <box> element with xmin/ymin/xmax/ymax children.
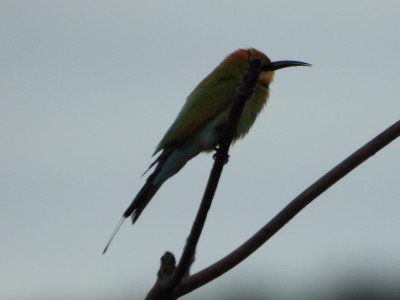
<box><xmin>197</xmin><ymin>128</ymin><xmax>219</xmax><ymax>151</ymax></box>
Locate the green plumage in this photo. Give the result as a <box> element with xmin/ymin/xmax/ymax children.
<box><xmin>155</xmin><ymin>50</ymin><xmax>270</xmax><ymax>155</ymax></box>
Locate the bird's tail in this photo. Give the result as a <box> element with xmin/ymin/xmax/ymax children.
<box><xmin>102</xmin><ymin>179</ymin><xmax>161</xmax><ymax>254</ymax></box>
<box><xmin>123</xmin><ymin>180</ymin><xmax>161</xmax><ymax>223</ymax></box>
<box><xmin>103</xmin><ymin>145</ymin><xmax>198</xmax><ymax>254</ymax></box>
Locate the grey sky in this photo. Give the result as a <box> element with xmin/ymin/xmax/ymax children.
<box><xmin>1</xmin><ymin>1</ymin><xmax>399</xmax><ymax>299</ymax></box>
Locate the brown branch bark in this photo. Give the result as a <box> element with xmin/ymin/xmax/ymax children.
<box><xmin>145</xmin><ymin>51</ymin><xmax>263</xmax><ymax>300</ymax></box>
<box><xmin>174</xmin><ymin>119</ymin><xmax>400</xmax><ymax>297</ymax></box>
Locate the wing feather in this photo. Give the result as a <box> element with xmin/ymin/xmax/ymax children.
<box><xmin>153</xmin><ymin>74</ymin><xmax>239</xmax><ymax>155</ymax></box>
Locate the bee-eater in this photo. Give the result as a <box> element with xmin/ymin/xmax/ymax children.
<box><xmin>104</xmin><ymin>48</ymin><xmax>310</xmax><ymax>253</ymax></box>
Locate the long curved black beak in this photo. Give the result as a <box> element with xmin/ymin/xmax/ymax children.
<box><xmin>264</xmin><ymin>60</ymin><xmax>311</xmax><ymax>71</ymax></box>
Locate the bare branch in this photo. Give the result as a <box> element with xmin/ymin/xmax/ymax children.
<box><xmin>175</xmin><ymin>119</ymin><xmax>400</xmax><ymax>297</ymax></box>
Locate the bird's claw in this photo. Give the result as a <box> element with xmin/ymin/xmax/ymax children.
<box><xmin>213</xmin><ymin>151</ymin><xmax>230</xmax><ymax>164</ymax></box>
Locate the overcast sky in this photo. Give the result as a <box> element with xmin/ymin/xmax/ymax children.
<box><xmin>1</xmin><ymin>1</ymin><xmax>399</xmax><ymax>299</ymax></box>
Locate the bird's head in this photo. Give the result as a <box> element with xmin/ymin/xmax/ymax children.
<box><xmin>220</xmin><ymin>48</ymin><xmax>311</xmax><ymax>87</ymax></box>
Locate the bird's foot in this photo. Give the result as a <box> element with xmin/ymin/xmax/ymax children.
<box><xmin>213</xmin><ymin>151</ymin><xmax>230</xmax><ymax>164</ymax></box>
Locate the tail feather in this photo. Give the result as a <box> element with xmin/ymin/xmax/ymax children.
<box><xmin>103</xmin><ymin>142</ymin><xmax>199</xmax><ymax>254</ymax></box>
<box><xmin>102</xmin><ymin>180</ymin><xmax>161</xmax><ymax>254</ymax></box>
<box><xmin>102</xmin><ymin>169</ymin><xmax>163</xmax><ymax>254</ymax></box>
<box><xmin>123</xmin><ymin>181</ymin><xmax>161</xmax><ymax>223</ymax></box>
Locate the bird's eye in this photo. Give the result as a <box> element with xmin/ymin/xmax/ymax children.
<box><xmin>261</xmin><ymin>65</ymin><xmax>272</xmax><ymax>72</ymax></box>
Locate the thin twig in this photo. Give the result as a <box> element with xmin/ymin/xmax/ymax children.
<box><xmin>173</xmin><ymin>119</ymin><xmax>400</xmax><ymax>297</ymax></box>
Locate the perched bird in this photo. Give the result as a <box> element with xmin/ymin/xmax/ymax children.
<box><xmin>103</xmin><ymin>48</ymin><xmax>310</xmax><ymax>253</ymax></box>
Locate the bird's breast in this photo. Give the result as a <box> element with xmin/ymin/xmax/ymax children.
<box><xmin>234</xmin><ymin>83</ymin><xmax>269</xmax><ymax>139</ymax></box>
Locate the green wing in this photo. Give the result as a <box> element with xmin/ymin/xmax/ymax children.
<box><xmin>153</xmin><ymin>74</ymin><xmax>239</xmax><ymax>155</ymax></box>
